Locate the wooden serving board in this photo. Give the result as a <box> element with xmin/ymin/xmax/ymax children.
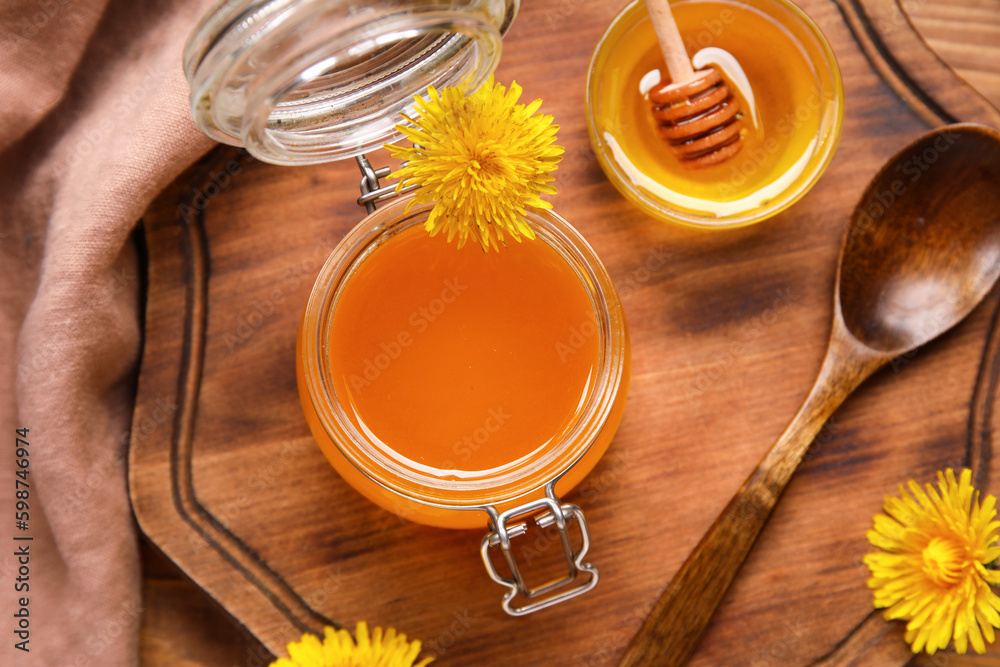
<box><xmin>130</xmin><ymin>1</ymin><xmax>1000</xmax><ymax>665</ymax></box>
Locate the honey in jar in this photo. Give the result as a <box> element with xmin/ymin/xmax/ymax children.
<box><xmin>329</xmin><ymin>225</ymin><xmax>600</xmax><ymax>485</ymax></box>
<box><xmin>297</xmin><ymin>197</ymin><xmax>630</xmax><ymax>532</ymax></box>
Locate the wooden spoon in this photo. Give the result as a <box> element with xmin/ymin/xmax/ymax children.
<box><xmin>619</xmin><ymin>123</ymin><xmax>1000</xmax><ymax>667</ymax></box>
<box><xmin>646</xmin><ymin>0</ymin><xmax>743</xmax><ymax>168</ymax></box>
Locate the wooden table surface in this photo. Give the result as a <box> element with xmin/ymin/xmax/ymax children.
<box><xmin>138</xmin><ymin>1</ymin><xmax>1000</xmax><ymax>665</ymax></box>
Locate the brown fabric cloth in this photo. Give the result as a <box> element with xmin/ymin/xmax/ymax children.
<box><xmin>1</xmin><ymin>0</ymin><xmax>215</xmax><ymax>663</ymax></box>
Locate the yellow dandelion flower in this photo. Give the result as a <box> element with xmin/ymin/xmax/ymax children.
<box><xmin>270</xmin><ymin>622</ymin><xmax>432</xmax><ymax>667</ymax></box>
<box><xmin>387</xmin><ymin>76</ymin><xmax>563</xmax><ymax>251</ymax></box>
<box><xmin>864</xmin><ymin>468</ymin><xmax>1000</xmax><ymax>654</ymax></box>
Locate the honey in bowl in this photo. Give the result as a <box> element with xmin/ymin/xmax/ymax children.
<box><xmin>588</xmin><ymin>0</ymin><xmax>844</xmax><ymax>227</ymax></box>
<box><xmin>297</xmin><ymin>197</ymin><xmax>630</xmax><ymax>530</ymax></box>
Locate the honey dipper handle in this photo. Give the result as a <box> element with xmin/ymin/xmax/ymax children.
<box><xmin>619</xmin><ymin>334</ymin><xmax>886</xmax><ymax>667</ymax></box>
<box><xmin>646</xmin><ymin>0</ymin><xmax>696</xmax><ymax>84</ymax></box>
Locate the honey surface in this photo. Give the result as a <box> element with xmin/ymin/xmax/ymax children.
<box><xmin>594</xmin><ymin>0</ymin><xmax>827</xmax><ymax>213</ymax></box>
<box><xmin>327</xmin><ymin>227</ymin><xmax>600</xmax><ymax>478</ymax></box>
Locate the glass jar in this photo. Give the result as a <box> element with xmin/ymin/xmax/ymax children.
<box><xmin>183</xmin><ymin>0</ymin><xmax>517</xmax><ymax>164</ymax></box>
<box><xmin>296</xmin><ymin>193</ymin><xmax>630</xmax><ymax>614</ymax></box>
<box><xmin>185</xmin><ymin>0</ymin><xmax>632</xmax><ymax>614</ymax></box>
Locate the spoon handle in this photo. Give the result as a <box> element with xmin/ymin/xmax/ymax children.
<box><xmin>619</xmin><ymin>340</ymin><xmax>883</xmax><ymax>667</ymax></box>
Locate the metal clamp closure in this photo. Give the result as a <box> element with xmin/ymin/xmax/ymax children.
<box><xmin>480</xmin><ymin>492</ymin><xmax>599</xmax><ymax>616</ymax></box>
<box><xmin>356</xmin><ymin>154</ymin><xmax>418</xmax><ymax>214</ymax></box>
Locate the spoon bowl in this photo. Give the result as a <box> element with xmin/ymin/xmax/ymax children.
<box><xmin>621</xmin><ymin>123</ymin><xmax>1000</xmax><ymax>667</ymax></box>
<box><xmin>839</xmin><ymin>125</ymin><xmax>1000</xmax><ymax>355</ymax></box>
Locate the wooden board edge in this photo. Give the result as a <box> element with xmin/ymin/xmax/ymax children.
<box><xmin>128</xmin><ymin>147</ymin><xmax>328</xmax><ymax>656</ymax></box>
<box><xmin>836</xmin><ymin>0</ymin><xmax>1000</xmax><ymax>128</ymax></box>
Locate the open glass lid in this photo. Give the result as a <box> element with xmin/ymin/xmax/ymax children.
<box><xmin>183</xmin><ymin>0</ymin><xmax>518</xmax><ymax>165</ymax></box>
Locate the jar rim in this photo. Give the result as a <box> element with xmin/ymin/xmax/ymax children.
<box><xmin>184</xmin><ymin>0</ymin><xmax>518</xmax><ymax>165</ymax></box>
<box><xmin>299</xmin><ymin>195</ymin><xmax>628</xmax><ymax>509</ymax></box>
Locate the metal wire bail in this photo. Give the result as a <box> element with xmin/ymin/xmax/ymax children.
<box><xmin>356</xmin><ymin>154</ymin><xmax>418</xmax><ymax>214</ymax></box>
<box><xmin>480</xmin><ymin>484</ymin><xmax>599</xmax><ymax>615</ymax></box>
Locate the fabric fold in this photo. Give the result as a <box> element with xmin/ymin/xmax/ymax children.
<box><xmin>1</xmin><ymin>0</ymin><xmax>216</xmax><ymax>664</ymax></box>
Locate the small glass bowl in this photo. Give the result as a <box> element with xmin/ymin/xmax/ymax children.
<box><xmin>586</xmin><ymin>0</ymin><xmax>844</xmax><ymax>229</ymax></box>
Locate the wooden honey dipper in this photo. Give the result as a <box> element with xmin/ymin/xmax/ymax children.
<box><xmin>646</xmin><ymin>0</ymin><xmax>743</xmax><ymax>168</ymax></box>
